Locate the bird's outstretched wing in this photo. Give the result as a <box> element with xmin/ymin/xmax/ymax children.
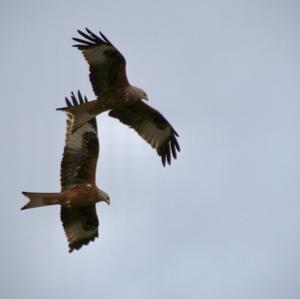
<box><xmin>73</xmin><ymin>28</ymin><xmax>129</xmax><ymax>97</ymax></box>
<box><xmin>61</xmin><ymin>205</ymin><xmax>99</xmax><ymax>252</ymax></box>
<box><xmin>109</xmin><ymin>101</ymin><xmax>180</xmax><ymax>166</ymax></box>
<box><xmin>60</xmin><ymin>91</ymin><xmax>99</xmax><ymax>190</ymax></box>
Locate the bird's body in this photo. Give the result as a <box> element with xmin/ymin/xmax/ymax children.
<box><xmin>57</xmin><ymin>28</ymin><xmax>180</xmax><ymax>166</ymax></box>
<box><xmin>22</xmin><ymin>183</ymin><xmax>104</xmax><ymax>208</ymax></box>
<box><xmin>62</xmin><ymin>183</ymin><xmax>106</xmax><ymax>207</ymax></box>
<box><xmin>22</xmin><ymin>91</ymin><xmax>110</xmax><ymax>252</ymax></box>
<box><xmin>62</xmin><ymin>85</ymin><xmax>143</xmax><ymax>131</ymax></box>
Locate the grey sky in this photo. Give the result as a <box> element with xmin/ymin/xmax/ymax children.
<box><xmin>1</xmin><ymin>0</ymin><xmax>300</xmax><ymax>298</ymax></box>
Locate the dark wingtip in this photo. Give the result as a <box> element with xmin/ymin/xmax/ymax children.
<box><xmin>70</xmin><ymin>92</ymin><xmax>77</xmax><ymax>106</ymax></box>
<box><xmin>77</xmin><ymin>29</ymin><xmax>85</xmax><ymax>35</ymax></box>
<box><xmin>159</xmin><ymin>134</ymin><xmax>181</xmax><ymax>167</ymax></box>
<box><xmin>171</xmin><ymin>147</ymin><xmax>177</xmax><ymax>160</ymax></box>
<box><xmin>173</xmin><ymin>129</ymin><xmax>179</xmax><ymax>137</ymax></box>
<box><xmin>173</xmin><ymin>135</ymin><xmax>181</xmax><ymax>152</ymax></box>
<box><xmin>99</xmin><ymin>31</ymin><xmax>110</xmax><ymax>44</ymax></box>
<box><xmin>64</xmin><ymin>91</ymin><xmax>88</xmax><ymax>108</ymax></box>
<box><xmin>162</xmin><ymin>155</ymin><xmax>166</xmax><ymax>167</ymax></box>
<box><xmin>65</xmin><ymin>97</ymin><xmax>72</xmax><ymax>107</ymax></box>
<box><xmin>77</xmin><ymin>90</ymin><xmax>84</xmax><ymax>104</ymax></box>
<box><xmin>72</xmin><ymin>28</ymin><xmax>110</xmax><ymax>48</ymax></box>
<box><xmin>68</xmin><ymin>234</ymin><xmax>98</xmax><ymax>253</ymax></box>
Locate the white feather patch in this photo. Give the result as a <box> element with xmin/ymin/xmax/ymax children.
<box><xmin>66</xmin><ymin>117</ymin><xmax>96</xmax><ymax>150</ymax></box>
<box><xmin>82</xmin><ymin>45</ymin><xmax>112</xmax><ymax>65</ymax></box>
<box><xmin>140</xmin><ymin>121</ymin><xmax>171</xmax><ymax>149</ymax></box>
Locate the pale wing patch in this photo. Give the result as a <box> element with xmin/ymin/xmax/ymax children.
<box><xmin>65</xmin><ymin>116</ymin><xmax>96</xmax><ymax>151</ymax></box>
<box><xmin>139</xmin><ymin>121</ymin><xmax>171</xmax><ymax>149</ymax></box>
<box><xmin>81</xmin><ymin>45</ymin><xmax>112</xmax><ymax>66</ymax></box>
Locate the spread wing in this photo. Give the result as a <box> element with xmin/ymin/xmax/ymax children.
<box><xmin>60</xmin><ymin>205</ymin><xmax>99</xmax><ymax>252</ymax></box>
<box><xmin>109</xmin><ymin>101</ymin><xmax>180</xmax><ymax>166</ymax></box>
<box><xmin>73</xmin><ymin>28</ymin><xmax>129</xmax><ymax>97</ymax></box>
<box><xmin>60</xmin><ymin>91</ymin><xmax>99</xmax><ymax>190</ymax></box>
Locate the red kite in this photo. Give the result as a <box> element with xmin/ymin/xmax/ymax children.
<box><xmin>57</xmin><ymin>28</ymin><xmax>180</xmax><ymax>166</ymax></box>
<box><xmin>22</xmin><ymin>91</ymin><xmax>110</xmax><ymax>252</ymax></box>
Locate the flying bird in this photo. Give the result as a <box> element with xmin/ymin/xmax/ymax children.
<box><xmin>57</xmin><ymin>28</ymin><xmax>180</xmax><ymax>166</ymax></box>
<box><xmin>22</xmin><ymin>91</ymin><xmax>110</xmax><ymax>252</ymax></box>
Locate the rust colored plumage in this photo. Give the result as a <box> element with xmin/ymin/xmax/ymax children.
<box><xmin>57</xmin><ymin>28</ymin><xmax>180</xmax><ymax>166</ymax></box>
<box><xmin>22</xmin><ymin>91</ymin><xmax>110</xmax><ymax>252</ymax></box>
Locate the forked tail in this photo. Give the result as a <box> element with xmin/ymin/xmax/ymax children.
<box><xmin>21</xmin><ymin>192</ymin><xmax>63</xmax><ymax>210</ymax></box>
<box><xmin>56</xmin><ymin>98</ymin><xmax>102</xmax><ymax>133</ymax></box>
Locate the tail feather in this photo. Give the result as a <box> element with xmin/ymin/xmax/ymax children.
<box><xmin>56</xmin><ymin>99</ymin><xmax>103</xmax><ymax>133</ymax></box>
<box><xmin>21</xmin><ymin>192</ymin><xmax>63</xmax><ymax>210</ymax></box>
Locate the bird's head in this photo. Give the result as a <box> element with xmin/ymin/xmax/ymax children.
<box><xmin>97</xmin><ymin>188</ymin><xmax>111</xmax><ymax>205</ymax></box>
<box><xmin>131</xmin><ymin>85</ymin><xmax>148</xmax><ymax>101</ymax></box>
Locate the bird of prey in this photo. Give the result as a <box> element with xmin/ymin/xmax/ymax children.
<box><xmin>22</xmin><ymin>91</ymin><xmax>110</xmax><ymax>252</ymax></box>
<box><xmin>57</xmin><ymin>28</ymin><xmax>180</xmax><ymax>166</ymax></box>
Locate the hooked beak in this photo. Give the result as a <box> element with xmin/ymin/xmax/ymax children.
<box><xmin>143</xmin><ymin>95</ymin><xmax>149</xmax><ymax>101</ymax></box>
<box><xmin>104</xmin><ymin>196</ymin><xmax>111</xmax><ymax>205</ymax></box>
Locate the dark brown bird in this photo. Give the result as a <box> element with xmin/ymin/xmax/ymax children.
<box><xmin>22</xmin><ymin>91</ymin><xmax>110</xmax><ymax>252</ymax></box>
<box><xmin>57</xmin><ymin>28</ymin><xmax>180</xmax><ymax>166</ymax></box>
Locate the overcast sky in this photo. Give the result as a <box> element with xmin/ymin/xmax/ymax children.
<box><xmin>1</xmin><ymin>0</ymin><xmax>300</xmax><ymax>298</ymax></box>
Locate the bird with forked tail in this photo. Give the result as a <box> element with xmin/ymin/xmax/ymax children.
<box><xmin>22</xmin><ymin>91</ymin><xmax>110</xmax><ymax>252</ymax></box>
<box><xmin>57</xmin><ymin>28</ymin><xmax>180</xmax><ymax>166</ymax></box>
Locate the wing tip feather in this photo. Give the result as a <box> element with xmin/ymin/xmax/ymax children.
<box><xmin>159</xmin><ymin>131</ymin><xmax>180</xmax><ymax>167</ymax></box>
<box><xmin>72</xmin><ymin>28</ymin><xmax>112</xmax><ymax>48</ymax></box>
